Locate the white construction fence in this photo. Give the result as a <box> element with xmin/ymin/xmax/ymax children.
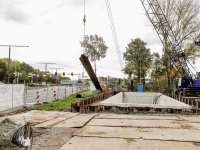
<box><xmin>0</xmin><ymin>84</ymin><xmax>89</xmax><ymax>112</ymax></box>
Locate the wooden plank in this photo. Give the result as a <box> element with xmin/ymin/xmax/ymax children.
<box><xmin>34</xmin><ymin>113</ymin><xmax>79</xmax><ymax>128</ymax></box>
<box><xmin>59</xmin><ymin>137</ymin><xmax>200</xmax><ymax>150</ymax></box>
<box><xmin>87</xmin><ymin>119</ymin><xmax>185</xmax><ymax>129</ymax></box>
<box><xmin>95</xmin><ymin>114</ymin><xmax>180</xmax><ymax>120</ymax></box>
<box><xmin>54</xmin><ymin>114</ymin><xmax>95</xmax><ymax>128</ymax></box>
<box><xmin>74</xmin><ymin>126</ymin><xmax>200</xmax><ymax>142</ymax></box>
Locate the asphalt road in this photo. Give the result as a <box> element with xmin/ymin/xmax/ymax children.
<box><xmin>0</xmin><ymin>85</ymin><xmax>87</xmax><ymax>112</ymax></box>
<box><xmin>24</xmin><ymin>85</ymin><xmax>86</xmax><ymax>105</ymax></box>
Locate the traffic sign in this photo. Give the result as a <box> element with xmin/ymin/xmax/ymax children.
<box><xmin>138</xmin><ymin>86</ymin><xmax>143</xmax><ymax>92</ymax></box>
<box><xmin>53</xmin><ymin>75</ymin><xmax>57</xmax><ymax>79</ymax></box>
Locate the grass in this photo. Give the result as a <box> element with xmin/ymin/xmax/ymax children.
<box><xmin>120</xmin><ymin>87</ymin><xmax>127</xmax><ymax>91</ymax></box>
<box><xmin>29</xmin><ymin>89</ymin><xmax>104</xmax><ymax>110</ymax></box>
<box><xmin>0</xmin><ymin>89</ymin><xmax>104</xmax><ymax>118</ymax></box>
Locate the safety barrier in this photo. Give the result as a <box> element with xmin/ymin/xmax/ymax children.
<box><xmin>22</xmin><ymin>84</ymin><xmax>87</xmax><ymax>106</ymax></box>
<box><xmin>0</xmin><ymin>84</ymin><xmax>25</xmax><ymax>111</ymax></box>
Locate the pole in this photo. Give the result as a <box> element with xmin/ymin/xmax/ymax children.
<box><xmin>25</xmin><ymin>122</ymin><xmax>30</xmax><ymax>150</ymax></box>
<box><xmin>140</xmin><ymin>48</ymin><xmax>141</xmax><ymax>84</ymax></box>
<box><xmin>15</xmin><ymin>62</ymin><xmax>16</xmax><ymax>84</ymax></box>
<box><xmin>8</xmin><ymin>47</ymin><xmax>11</xmax><ymax>84</ymax></box>
<box><xmin>56</xmin><ymin>69</ymin><xmax>57</xmax><ymax>85</ymax></box>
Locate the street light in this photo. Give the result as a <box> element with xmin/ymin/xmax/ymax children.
<box><xmin>37</xmin><ymin>62</ymin><xmax>56</xmax><ymax>85</ymax></box>
<box><xmin>0</xmin><ymin>45</ymin><xmax>29</xmax><ymax>84</ymax></box>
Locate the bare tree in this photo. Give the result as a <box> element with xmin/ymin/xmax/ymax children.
<box><xmin>80</xmin><ymin>35</ymin><xmax>108</xmax><ymax>75</ymax></box>
<box><xmin>147</xmin><ymin>0</ymin><xmax>200</xmax><ymax>89</ymax></box>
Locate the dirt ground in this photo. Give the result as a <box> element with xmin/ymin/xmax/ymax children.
<box><xmin>32</xmin><ymin>127</ymin><xmax>79</xmax><ymax>150</ymax></box>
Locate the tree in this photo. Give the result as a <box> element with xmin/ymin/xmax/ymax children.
<box><xmin>20</xmin><ymin>62</ymin><xmax>34</xmax><ymax>74</ymax></box>
<box><xmin>0</xmin><ymin>60</ymin><xmax>7</xmax><ymax>83</ymax></box>
<box><xmin>152</xmin><ymin>0</ymin><xmax>200</xmax><ymax>90</ymax></box>
<box><xmin>150</xmin><ymin>53</ymin><xmax>166</xmax><ymax>91</ymax></box>
<box><xmin>123</xmin><ymin>38</ymin><xmax>152</xmax><ymax>87</ymax></box>
<box><xmin>10</xmin><ymin>61</ymin><xmax>21</xmax><ymax>83</ymax></box>
<box><xmin>19</xmin><ymin>70</ymin><xmax>29</xmax><ymax>83</ymax></box>
<box><xmin>80</xmin><ymin>35</ymin><xmax>108</xmax><ymax>75</ymax></box>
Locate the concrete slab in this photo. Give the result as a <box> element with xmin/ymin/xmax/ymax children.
<box><xmin>34</xmin><ymin>113</ymin><xmax>79</xmax><ymax>128</ymax></box>
<box><xmin>100</xmin><ymin>92</ymin><xmax>192</xmax><ymax>109</ymax></box>
<box><xmin>87</xmin><ymin>119</ymin><xmax>185</xmax><ymax>128</ymax></box>
<box><xmin>95</xmin><ymin>114</ymin><xmax>180</xmax><ymax>120</ymax></box>
<box><xmin>185</xmin><ymin>123</ymin><xmax>200</xmax><ymax>130</ymax></box>
<box><xmin>180</xmin><ymin>116</ymin><xmax>200</xmax><ymax>123</ymax></box>
<box><xmin>59</xmin><ymin>137</ymin><xmax>200</xmax><ymax>150</ymax></box>
<box><xmin>54</xmin><ymin>114</ymin><xmax>96</xmax><ymax>128</ymax></box>
<box><xmin>0</xmin><ymin>110</ymin><xmax>70</xmax><ymax>124</ymax></box>
<box><xmin>74</xmin><ymin>126</ymin><xmax>200</xmax><ymax>142</ymax></box>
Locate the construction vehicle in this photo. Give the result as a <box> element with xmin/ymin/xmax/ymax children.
<box><xmin>141</xmin><ymin>0</ymin><xmax>200</xmax><ymax>96</ymax></box>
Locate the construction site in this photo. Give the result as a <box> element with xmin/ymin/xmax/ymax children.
<box><xmin>1</xmin><ymin>0</ymin><xmax>200</xmax><ymax>149</ymax></box>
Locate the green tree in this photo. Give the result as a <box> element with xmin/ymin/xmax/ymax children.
<box><xmin>0</xmin><ymin>60</ymin><xmax>7</xmax><ymax>83</ymax></box>
<box><xmin>20</xmin><ymin>62</ymin><xmax>34</xmax><ymax>74</ymax></box>
<box><xmin>123</xmin><ymin>38</ymin><xmax>152</xmax><ymax>87</ymax></box>
<box><xmin>19</xmin><ymin>70</ymin><xmax>29</xmax><ymax>83</ymax></box>
<box><xmin>10</xmin><ymin>61</ymin><xmax>21</xmax><ymax>83</ymax></box>
<box><xmin>80</xmin><ymin>35</ymin><xmax>108</xmax><ymax>75</ymax></box>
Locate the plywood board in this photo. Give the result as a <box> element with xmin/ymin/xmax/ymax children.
<box><xmin>59</xmin><ymin>137</ymin><xmax>200</xmax><ymax>150</ymax></box>
<box><xmin>54</xmin><ymin>114</ymin><xmax>95</xmax><ymax>128</ymax></box>
<box><xmin>34</xmin><ymin>113</ymin><xmax>79</xmax><ymax>128</ymax></box>
<box><xmin>87</xmin><ymin>119</ymin><xmax>184</xmax><ymax>129</ymax></box>
<box><xmin>95</xmin><ymin>114</ymin><xmax>180</xmax><ymax>120</ymax></box>
<box><xmin>74</xmin><ymin>126</ymin><xmax>200</xmax><ymax>142</ymax></box>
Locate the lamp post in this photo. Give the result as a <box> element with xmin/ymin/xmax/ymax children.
<box><xmin>37</xmin><ymin>62</ymin><xmax>56</xmax><ymax>85</ymax></box>
<box><xmin>0</xmin><ymin>45</ymin><xmax>29</xmax><ymax>84</ymax></box>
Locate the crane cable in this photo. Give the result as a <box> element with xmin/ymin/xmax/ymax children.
<box><xmin>105</xmin><ymin>0</ymin><xmax>125</xmax><ymax>78</ymax></box>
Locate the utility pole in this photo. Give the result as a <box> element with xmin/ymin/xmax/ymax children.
<box><xmin>49</xmin><ymin>68</ymin><xmax>64</xmax><ymax>85</ymax></box>
<box><xmin>0</xmin><ymin>45</ymin><xmax>29</xmax><ymax>84</ymax></box>
<box><xmin>37</xmin><ymin>62</ymin><xmax>56</xmax><ymax>85</ymax></box>
<box><xmin>139</xmin><ymin>47</ymin><xmax>141</xmax><ymax>85</ymax></box>
<box><xmin>82</xmin><ymin>0</ymin><xmax>86</xmax><ymax>80</ymax></box>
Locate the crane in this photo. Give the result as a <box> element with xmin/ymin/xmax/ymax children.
<box><xmin>140</xmin><ymin>0</ymin><xmax>200</xmax><ymax>96</ymax></box>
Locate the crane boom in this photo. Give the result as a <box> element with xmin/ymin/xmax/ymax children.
<box><xmin>140</xmin><ymin>0</ymin><xmax>194</xmax><ymax>84</ymax></box>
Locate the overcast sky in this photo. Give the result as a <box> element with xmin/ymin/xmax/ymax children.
<box><xmin>0</xmin><ymin>0</ymin><xmax>200</xmax><ymax>80</ymax></box>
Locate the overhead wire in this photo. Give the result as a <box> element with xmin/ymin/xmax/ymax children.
<box><xmin>105</xmin><ymin>0</ymin><xmax>125</xmax><ymax>78</ymax></box>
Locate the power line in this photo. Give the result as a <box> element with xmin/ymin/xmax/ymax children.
<box><xmin>105</xmin><ymin>0</ymin><xmax>125</xmax><ymax>78</ymax></box>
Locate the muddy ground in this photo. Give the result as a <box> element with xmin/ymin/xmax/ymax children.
<box><xmin>0</xmin><ymin>118</ymin><xmax>79</xmax><ymax>150</ymax></box>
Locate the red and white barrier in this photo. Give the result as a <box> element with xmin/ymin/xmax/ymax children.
<box><xmin>65</xmin><ymin>88</ymin><xmax>67</xmax><ymax>97</ymax></box>
<box><xmin>54</xmin><ymin>91</ymin><xmax>57</xmax><ymax>100</ymax></box>
<box><xmin>36</xmin><ymin>89</ymin><xmax>40</xmax><ymax>103</ymax></box>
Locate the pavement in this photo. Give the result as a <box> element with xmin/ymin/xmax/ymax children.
<box><xmin>1</xmin><ymin>110</ymin><xmax>200</xmax><ymax>149</ymax></box>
